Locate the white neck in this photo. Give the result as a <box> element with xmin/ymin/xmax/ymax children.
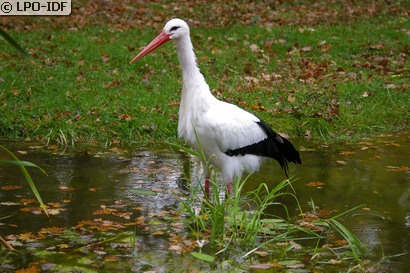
<box><xmin>175</xmin><ymin>36</ymin><xmax>207</xmax><ymax>90</ymax></box>
<box><xmin>174</xmin><ymin>35</ymin><xmax>217</xmax><ymax>143</ymax></box>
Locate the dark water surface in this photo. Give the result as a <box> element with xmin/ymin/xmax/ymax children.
<box><xmin>1</xmin><ymin>133</ymin><xmax>409</xmax><ymax>272</ymax></box>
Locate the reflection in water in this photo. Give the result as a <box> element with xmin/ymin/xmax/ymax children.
<box><xmin>0</xmin><ymin>133</ymin><xmax>409</xmax><ymax>271</ymax></box>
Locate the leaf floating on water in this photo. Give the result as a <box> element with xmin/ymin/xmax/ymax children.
<box><xmin>39</xmin><ymin>226</ymin><xmax>65</xmax><ymax>235</ymax></box>
<box><xmin>1</xmin><ymin>185</ymin><xmax>23</xmax><ymax>190</ymax></box>
<box><xmin>340</xmin><ymin>151</ymin><xmax>356</xmax><ymax>156</ymax></box>
<box><xmin>306</xmin><ymin>181</ymin><xmax>325</xmax><ymax>187</ymax></box>
<box><xmin>18</xmin><ymin>232</ymin><xmax>36</xmax><ymax>241</ymax></box>
<box><xmin>191</xmin><ymin>251</ymin><xmax>215</xmax><ymax>262</ymax></box>
<box><xmin>129</xmin><ymin>189</ymin><xmax>157</xmax><ymax>196</ymax></box>
<box><xmin>384</xmin><ymin>141</ymin><xmax>400</xmax><ymax>147</ymax></box>
<box><xmin>387</xmin><ymin>165</ymin><xmax>409</xmax><ymax>172</ymax></box>
<box><xmin>0</xmin><ymin>201</ymin><xmax>20</xmax><ymax>206</ymax></box>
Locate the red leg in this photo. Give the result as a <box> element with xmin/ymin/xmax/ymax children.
<box><xmin>205</xmin><ymin>175</ymin><xmax>210</xmax><ymax>197</ymax></box>
<box><xmin>226</xmin><ymin>181</ymin><xmax>232</xmax><ymax>196</ymax></box>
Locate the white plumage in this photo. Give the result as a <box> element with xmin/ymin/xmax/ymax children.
<box><xmin>131</xmin><ymin>18</ymin><xmax>301</xmax><ymax>195</ymax></box>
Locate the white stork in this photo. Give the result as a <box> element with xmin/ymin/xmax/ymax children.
<box><xmin>130</xmin><ymin>18</ymin><xmax>301</xmax><ymax>196</ymax></box>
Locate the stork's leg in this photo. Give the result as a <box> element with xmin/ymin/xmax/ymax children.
<box><xmin>226</xmin><ymin>181</ymin><xmax>232</xmax><ymax>196</ymax></box>
<box><xmin>205</xmin><ymin>175</ymin><xmax>210</xmax><ymax>197</ymax></box>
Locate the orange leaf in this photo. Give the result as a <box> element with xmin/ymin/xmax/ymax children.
<box><xmin>16</xmin><ymin>265</ymin><xmax>40</xmax><ymax>273</ymax></box>
<box><xmin>321</xmin><ymin>44</ymin><xmax>332</xmax><ymax>52</ymax></box>
<box><xmin>340</xmin><ymin>151</ymin><xmax>356</xmax><ymax>156</ymax></box>
<box><xmin>18</xmin><ymin>232</ymin><xmax>36</xmax><ymax>241</ymax></box>
<box><xmin>306</xmin><ymin>181</ymin><xmax>325</xmax><ymax>187</ymax></box>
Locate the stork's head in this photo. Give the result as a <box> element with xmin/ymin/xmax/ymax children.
<box><xmin>130</xmin><ymin>18</ymin><xmax>189</xmax><ymax>64</ymax></box>
<box><xmin>163</xmin><ymin>18</ymin><xmax>190</xmax><ymax>40</ymax></box>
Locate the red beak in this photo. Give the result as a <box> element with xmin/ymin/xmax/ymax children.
<box><xmin>130</xmin><ymin>32</ymin><xmax>171</xmax><ymax>64</ymax></box>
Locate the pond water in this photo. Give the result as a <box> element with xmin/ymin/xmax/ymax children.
<box><xmin>0</xmin><ymin>133</ymin><xmax>409</xmax><ymax>272</ymax></box>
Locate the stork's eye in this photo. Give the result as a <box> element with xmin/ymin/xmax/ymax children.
<box><xmin>170</xmin><ymin>26</ymin><xmax>180</xmax><ymax>32</ymax></box>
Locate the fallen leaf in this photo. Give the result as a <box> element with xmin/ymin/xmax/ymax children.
<box><xmin>387</xmin><ymin>166</ymin><xmax>409</xmax><ymax>172</ymax></box>
<box><xmin>16</xmin><ymin>265</ymin><xmax>40</xmax><ymax>273</ymax></box>
<box><xmin>340</xmin><ymin>151</ymin><xmax>356</xmax><ymax>156</ymax></box>
<box><xmin>20</xmin><ymin>198</ymin><xmax>37</xmax><ymax>205</ymax></box>
<box><xmin>18</xmin><ymin>232</ymin><xmax>36</xmax><ymax>241</ymax></box>
<box><xmin>301</xmin><ymin>46</ymin><xmax>312</xmax><ymax>52</ymax></box>
<box><xmin>321</xmin><ymin>44</ymin><xmax>332</xmax><ymax>52</ymax></box>
<box><xmin>306</xmin><ymin>181</ymin><xmax>325</xmax><ymax>187</ymax></box>
<box><xmin>370</xmin><ymin>44</ymin><xmax>384</xmax><ymax>50</ymax></box>
<box><xmin>0</xmin><ymin>201</ymin><xmax>20</xmax><ymax>206</ymax></box>
<box><xmin>1</xmin><ymin>185</ymin><xmax>23</xmax><ymax>190</ymax></box>
<box><xmin>101</xmin><ymin>54</ymin><xmax>110</xmax><ymax>62</ymax></box>
<box><xmin>249</xmin><ymin>43</ymin><xmax>260</xmax><ymax>52</ymax></box>
<box><xmin>39</xmin><ymin>226</ymin><xmax>65</xmax><ymax>235</ymax></box>
<box><xmin>288</xmin><ymin>94</ymin><xmax>296</xmax><ymax>103</ymax></box>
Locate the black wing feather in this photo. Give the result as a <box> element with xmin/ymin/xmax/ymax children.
<box><xmin>224</xmin><ymin>119</ymin><xmax>301</xmax><ymax>176</ymax></box>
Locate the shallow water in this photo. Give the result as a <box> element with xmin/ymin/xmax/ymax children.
<box><xmin>1</xmin><ymin>133</ymin><xmax>409</xmax><ymax>272</ymax></box>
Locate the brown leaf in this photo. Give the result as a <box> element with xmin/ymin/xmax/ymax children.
<box><xmin>340</xmin><ymin>151</ymin><xmax>356</xmax><ymax>156</ymax></box>
<box><xmin>118</xmin><ymin>113</ymin><xmax>132</xmax><ymax>121</ymax></box>
<box><xmin>287</xmin><ymin>94</ymin><xmax>296</xmax><ymax>103</ymax></box>
<box><xmin>306</xmin><ymin>181</ymin><xmax>325</xmax><ymax>187</ymax></box>
<box><xmin>101</xmin><ymin>54</ymin><xmax>110</xmax><ymax>62</ymax></box>
<box><xmin>18</xmin><ymin>232</ymin><xmax>36</xmax><ymax>241</ymax></box>
<box><xmin>16</xmin><ymin>265</ymin><xmax>40</xmax><ymax>273</ymax></box>
<box><xmin>39</xmin><ymin>226</ymin><xmax>65</xmax><ymax>235</ymax></box>
<box><xmin>321</xmin><ymin>44</ymin><xmax>332</xmax><ymax>52</ymax></box>
<box><xmin>370</xmin><ymin>44</ymin><xmax>384</xmax><ymax>50</ymax></box>
<box><xmin>20</xmin><ymin>198</ymin><xmax>37</xmax><ymax>205</ymax></box>
<box><xmin>387</xmin><ymin>166</ymin><xmax>410</xmax><ymax>172</ymax></box>
<box><xmin>104</xmin><ymin>256</ymin><xmax>121</xmax><ymax>262</ymax></box>
<box><xmin>1</xmin><ymin>185</ymin><xmax>23</xmax><ymax>190</ymax></box>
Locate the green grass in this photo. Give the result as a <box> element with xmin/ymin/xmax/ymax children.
<box><xmin>172</xmin><ymin>135</ymin><xmax>365</xmax><ymax>270</ymax></box>
<box><xmin>1</xmin><ymin>15</ymin><xmax>408</xmax><ymax>145</ymax></box>
<box><xmin>179</xmin><ymin>164</ymin><xmax>366</xmax><ymax>270</ymax></box>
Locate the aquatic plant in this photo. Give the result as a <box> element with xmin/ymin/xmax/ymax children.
<box><xmin>175</xmin><ymin>140</ymin><xmax>365</xmax><ymax>269</ymax></box>
<box><xmin>0</xmin><ymin>145</ymin><xmax>48</xmax><ymax>215</ymax></box>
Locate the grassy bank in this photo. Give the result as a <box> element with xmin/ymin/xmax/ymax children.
<box><xmin>1</xmin><ymin>1</ymin><xmax>409</xmax><ymax>146</ymax></box>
